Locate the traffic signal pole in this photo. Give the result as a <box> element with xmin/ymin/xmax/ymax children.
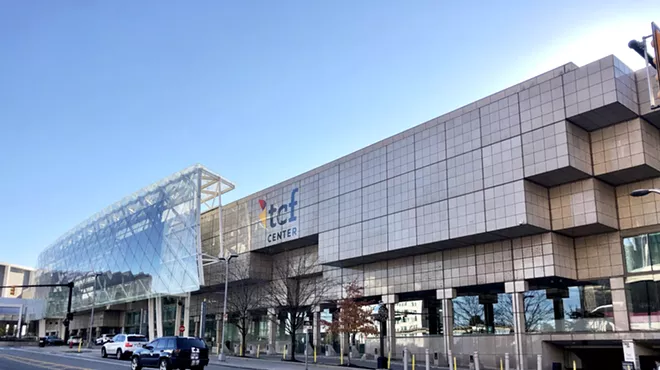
<box><xmin>0</xmin><ymin>282</ymin><xmax>75</xmax><ymax>342</ymax></box>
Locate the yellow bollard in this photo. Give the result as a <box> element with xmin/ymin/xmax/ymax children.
<box><xmin>78</xmin><ymin>340</ymin><xmax>82</xmax><ymax>353</ymax></box>
<box><xmin>500</xmin><ymin>357</ymin><xmax>503</xmax><ymax>370</ymax></box>
<box><xmin>388</xmin><ymin>351</ymin><xmax>391</xmax><ymax>369</ymax></box>
<box><xmin>257</xmin><ymin>344</ymin><xmax>260</xmax><ymax>359</ymax></box>
<box><xmin>573</xmin><ymin>360</ymin><xmax>576</xmax><ymax>370</ymax></box>
<box><xmin>283</xmin><ymin>345</ymin><xmax>287</xmax><ymax>360</ymax></box>
<box><xmin>412</xmin><ymin>354</ymin><xmax>416</xmax><ymax>370</ymax></box>
<box><xmin>240</xmin><ymin>344</ymin><xmax>243</xmax><ymax>357</ymax></box>
<box><xmin>454</xmin><ymin>356</ymin><xmax>457</xmax><ymax>370</ymax></box>
<box><xmin>314</xmin><ymin>345</ymin><xmax>317</xmax><ymax>363</ymax></box>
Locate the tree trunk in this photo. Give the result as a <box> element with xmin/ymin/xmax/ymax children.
<box><xmin>290</xmin><ymin>331</ymin><xmax>296</xmax><ymax>361</ymax></box>
<box><xmin>240</xmin><ymin>318</ymin><xmax>247</xmax><ymax>357</ymax></box>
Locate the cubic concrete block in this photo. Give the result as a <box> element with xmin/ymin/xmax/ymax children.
<box><xmin>635</xmin><ymin>67</ymin><xmax>660</xmax><ymax>128</ymax></box>
<box><xmin>448</xmin><ymin>191</ymin><xmax>486</xmax><ymax>240</ymax></box>
<box><xmin>475</xmin><ymin>240</ymin><xmax>514</xmax><ymax>284</ymax></box>
<box><xmin>520</xmin><ymin>76</ymin><xmax>565</xmax><ymax>133</ymax></box>
<box><xmin>616</xmin><ymin>178</ymin><xmax>660</xmax><ymax>229</ymax></box>
<box><xmin>564</xmin><ymin>56</ymin><xmax>638</xmax><ymax>131</ymax></box>
<box><xmin>484</xmin><ymin>180</ymin><xmax>551</xmax><ymax>237</ymax></box>
<box><xmin>413</xmin><ymin>251</ymin><xmax>444</xmax><ymax>291</ymax></box>
<box><xmin>549</xmin><ymin>178</ymin><xmax>618</xmax><ymax>236</ymax></box>
<box><xmin>522</xmin><ymin>120</ymin><xmax>592</xmax><ymax>186</ymax></box>
<box><xmin>480</xmin><ymin>94</ymin><xmax>521</xmax><ymax>146</ymax></box>
<box><xmin>574</xmin><ymin>232</ymin><xmax>624</xmax><ymax>280</ymax></box>
<box><xmin>590</xmin><ymin>118</ymin><xmax>660</xmax><ymax>184</ymax></box>
<box><xmin>512</xmin><ymin>233</ymin><xmax>576</xmax><ymax>280</ymax></box>
<box><xmin>482</xmin><ymin>136</ymin><xmax>524</xmax><ymax>188</ymax></box>
<box><xmin>443</xmin><ymin>246</ymin><xmax>477</xmax><ymax>288</ymax></box>
<box><xmin>416</xmin><ymin>200</ymin><xmax>450</xmax><ymax>245</ymax></box>
<box><xmin>387</xmin><ymin>256</ymin><xmax>415</xmax><ymax>293</ymax></box>
<box><xmin>415</xmin><ymin>121</ymin><xmax>447</xmax><ymax>168</ymax></box>
<box><xmin>446</xmin><ymin>109</ymin><xmax>481</xmax><ymax>158</ymax></box>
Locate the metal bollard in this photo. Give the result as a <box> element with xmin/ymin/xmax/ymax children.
<box><xmin>448</xmin><ymin>350</ymin><xmax>453</xmax><ymax>368</ymax></box>
<box><xmin>505</xmin><ymin>353</ymin><xmax>510</xmax><ymax>370</ymax></box>
<box><xmin>474</xmin><ymin>352</ymin><xmax>480</xmax><ymax>370</ymax></box>
<box><xmin>425</xmin><ymin>348</ymin><xmax>430</xmax><ymax>370</ymax></box>
<box><xmin>403</xmin><ymin>347</ymin><xmax>409</xmax><ymax>370</ymax></box>
<box><xmin>537</xmin><ymin>354</ymin><xmax>542</xmax><ymax>370</ymax></box>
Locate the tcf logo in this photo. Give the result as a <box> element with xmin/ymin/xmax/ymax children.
<box><xmin>258</xmin><ymin>188</ymin><xmax>298</xmax><ymax>243</ymax></box>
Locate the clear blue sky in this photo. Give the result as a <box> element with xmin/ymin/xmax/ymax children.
<box><xmin>0</xmin><ymin>1</ymin><xmax>657</xmax><ymax>267</ymax></box>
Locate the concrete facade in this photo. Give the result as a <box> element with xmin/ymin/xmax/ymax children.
<box><xmin>192</xmin><ymin>56</ymin><xmax>660</xmax><ymax>369</ymax></box>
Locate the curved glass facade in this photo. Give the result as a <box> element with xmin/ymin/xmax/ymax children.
<box><xmin>36</xmin><ymin>165</ymin><xmax>231</xmax><ymax>317</ymax></box>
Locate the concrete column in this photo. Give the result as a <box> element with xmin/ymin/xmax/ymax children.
<box><xmin>16</xmin><ymin>304</ymin><xmax>23</xmax><ymax>338</ymax></box>
<box><xmin>175</xmin><ymin>300</ymin><xmax>182</xmax><ymax>333</ymax></box>
<box><xmin>155</xmin><ymin>296</ymin><xmax>163</xmax><ymax>338</ymax></box>
<box><xmin>437</xmin><ymin>288</ymin><xmax>456</xmax><ymax>366</ymax></box>
<box><xmin>611</xmin><ymin>277</ymin><xmax>629</xmax><ymax>331</ymax></box>
<box><xmin>215</xmin><ymin>315</ymin><xmax>222</xmax><ymax>353</ymax></box>
<box><xmin>505</xmin><ymin>281</ymin><xmax>529</xmax><ymax>370</ymax></box>
<box><xmin>552</xmin><ymin>298</ymin><xmax>565</xmax><ymax>332</ymax></box>
<box><xmin>147</xmin><ymin>298</ymin><xmax>155</xmax><ymax>340</ymax></box>
<box><xmin>38</xmin><ymin>319</ymin><xmax>46</xmax><ymax>337</ymax></box>
<box><xmin>383</xmin><ymin>294</ymin><xmax>398</xmax><ymax>358</ymax></box>
<box><xmin>183</xmin><ymin>293</ymin><xmax>191</xmax><ymax>337</ymax></box>
<box><xmin>312</xmin><ymin>307</ymin><xmax>321</xmax><ymax>349</ymax></box>
<box><xmin>267</xmin><ymin>308</ymin><xmax>277</xmax><ymax>355</ymax></box>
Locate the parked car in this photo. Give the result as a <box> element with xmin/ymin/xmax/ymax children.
<box><xmin>95</xmin><ymin>334</ymin><xmax>112</xmax><ymax>345</ymax></box>
<box><xmin>101</xmin><ymin>334</ymin><xmax>148</xmax><ymax>360</ymax></box>
<box><xmin>130</xmin><ymin>336</ymin><xmax>209</xmax><ymax>370</ymax></box>
<box><xmin>67</xmin><ymin>336</ymin><xmax>82</xmax><ymax>346</ymax></box>
<box><xmin>38</xmin><ymin>335</ymin><xmax>65</xmax><ymax>347</ymax></box>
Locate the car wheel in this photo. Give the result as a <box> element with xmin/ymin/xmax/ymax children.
<box><xmin>116</xmin><ymin>349</ymin><xmax>123</xmax><ymax>360</ymax></box>
<box><xmin>131</xmin><ymin>356</ymin><xmax>142</xmax><ymax>370</ymax></box>
<box><xmin>101</xmin><ymin>347</ymin><xmax>107</xmax><ymax>358</ymax></box>
<box><xmin>159</xmin><ymin>359</ymin><xmax>170</xmax><ymax>370</ymax></box>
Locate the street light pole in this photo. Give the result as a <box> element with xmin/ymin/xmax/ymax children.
<box><xmin>217</xmin><ymin>254</ymin><xmax>236</xmax><ymax>362</ymax></box>
<box><xmin>630</xmin><ymin>189</ymin><xmax>660</xmax><ymax>197</ymax></box>
<box><xmin>87</xmin><ymin>273</ymin><xmax>100</xmax><ymax>348</ymax></box>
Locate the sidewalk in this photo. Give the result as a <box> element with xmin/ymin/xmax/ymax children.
<box><xmin>211</xmin><ymin>354</ymin><xmax>456</xmax><ymax>370</ymax></box>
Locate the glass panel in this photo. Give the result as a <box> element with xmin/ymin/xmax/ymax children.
<box><xmin>452</xmin><ymin>294</ymin><xmax>512</xmax><ymax>335</ymax></box>
<box><xmin>626</xmin><ymin>277</ymin><xmax>660</xmax><ymax>330</ymax></box>
<box><xmin>35</xmin><ymin>166</ymin><xmax>206</xmax><ymax>317</ymax></box>
<box><xmin>624</xmin><ymin>234</ymin><xmax>653</xmax><ymax>273</ymax></box>
<box><xmin>524</xmin><ymin>280</ymin><xmax>613</xmax><ymax>333</ymax></box>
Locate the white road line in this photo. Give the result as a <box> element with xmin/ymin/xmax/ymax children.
<box><xmin>9</xmin><ymin>348</ymin><xmax>127</xmax><ymax>367</ymax></box>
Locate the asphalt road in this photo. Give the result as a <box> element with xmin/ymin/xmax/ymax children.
<box><xmin>0</xmin><ymin>347</ymin><xmax>248</xmax><ymax>370</ymax></box>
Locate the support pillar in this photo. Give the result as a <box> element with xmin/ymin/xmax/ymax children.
<box><xmin>155</xmin><ymin>296</ymin><xmax>164</xmax><ymax>338</ymax></box>
<box><xmin>183</xmin><ymin>293</ymin><xmax>191</xmax><ymax>337</ymax></box>
<box><xmin>552</xmin><ymin>298</ymin><xmax>564</xmax><ymax>332</ymax></box>
<box><xmin>611</xmin><ymin>277</ymin><xmax>630</xmax><ymax>332</ymax></box>
<box><xmin>175</xmin><ymin>300</ymin><xmax>182</xmax><ymax>333</ymax></box>
<box><xmin>147</xmin><ymin>298</ymin><xmax>155</xmax><ymax>340</ymax></box>
<box><xmin>437</xmin><ymin>288</ymin><xmax>456</xmax><ymax>366</ymax></box>
<box><xmin>312</xmin><ymin>306</ymin><xmax>321</xmax><ymax>349</ymax></box>
<box><xmin>267</xmin><ymin>308</ymin><xmax>277</xmax><ymax>355</ymax></box>
<box><xmin>505</xmin><ymin>281</ymin><xmax>529</xmax><ymax>370</ymax></box>
<box><xmin>215</xmin><ymin>314</ymin><xmax>222</xmax><ymax>353</ymax></box>
<box><xmin>383</xmin><ymin>294</ymin><xmax>398</xmax><ymax>358</ymax></box>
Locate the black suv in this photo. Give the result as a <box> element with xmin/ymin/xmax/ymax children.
<box><xmin>130</xmin><ymin>336</ymin><xmax>208</xmax><ymax>370</ymax></box>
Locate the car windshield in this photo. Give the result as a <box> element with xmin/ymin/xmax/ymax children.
<box><xmin>128</xmin><ymin>336</ymin><xmax>148</xmax><ymax>342</ymax></box>
<box><xmin>177</xmin><ymin>338</ymin><xmax>206</xmax><ymax>349</ymax></box>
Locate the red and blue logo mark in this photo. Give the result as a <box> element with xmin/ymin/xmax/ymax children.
<box><xmin>258</xmin><ymin>188</ymin><xmax>299</xmax><ymax>243</ymax></box>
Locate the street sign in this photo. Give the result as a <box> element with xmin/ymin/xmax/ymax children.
<box><xmin>179</xmin><ymin>325</ymin><xmax>185</xmax><ymax>334</ymax></box>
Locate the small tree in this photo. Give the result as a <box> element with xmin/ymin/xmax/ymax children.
<box><xmin>226</xmin><ymin>258</ymin><xmax>263</xmax><ymax>357</ymax></box>
<box><xmin>262</xmin><ymin>250</ymin><xmax>335</xmax><ymax>361</ymax></box>
<box><xmin>322</xmin><ymin>281</ymin><xmax>378</xmax><ymax>365</ymax></box>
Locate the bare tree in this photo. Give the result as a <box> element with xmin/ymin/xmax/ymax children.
<box><xmin>494</xmin><ymin>292</ymin><xmax>554</xmax><ymax>332</ymax></box>
<box><xmin>262</xmin><ymin>250</ymin><xmax>335</xmax><ymax>361</ymax></box>
<box><xmin>226</xmin><ymin>259</ymin><xmax>263</xmax><ymax>357</ymax></box>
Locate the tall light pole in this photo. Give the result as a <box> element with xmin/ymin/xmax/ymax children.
<box><xmin>87</xmin><ymin>273</ymin><xmax>101</xmax><ymax>348</ymax></box>
<box><xmin>218</xmin><ymin>254</ymin><xmax>237</xmax><ymax>362</ymax></box>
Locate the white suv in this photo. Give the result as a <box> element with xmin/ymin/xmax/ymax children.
<box><xmin>101</xmin><ymin>334</ymin><xmax>148</xmax><ymax>360</ymax></box>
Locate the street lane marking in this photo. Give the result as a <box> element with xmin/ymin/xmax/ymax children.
<box><xmin>0</xmin><ymin>353</ymin><xmax>93</xmax><ymax>370</ymax></box>
<box><xmin>9</xmin><ymin>348</ymin><xmax>129</xmax><ymax>367</ymax></box>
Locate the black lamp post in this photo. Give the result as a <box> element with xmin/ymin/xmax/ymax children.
<box><xmin>372</xmin><ymin>302</ymin><xmax>389</xmax><ymax>369</ymax></box>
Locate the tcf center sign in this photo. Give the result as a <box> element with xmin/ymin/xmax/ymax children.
<box><xmin>258</xmin><ymin>188</ymin><xmax>299</xmax><ymax>245</ymax></box>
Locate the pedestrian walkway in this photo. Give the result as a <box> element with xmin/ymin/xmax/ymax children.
<box><xmin>211</xmin><ymin>354</ymin><xmax>456</xmax><ymax>370</ymax></box>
